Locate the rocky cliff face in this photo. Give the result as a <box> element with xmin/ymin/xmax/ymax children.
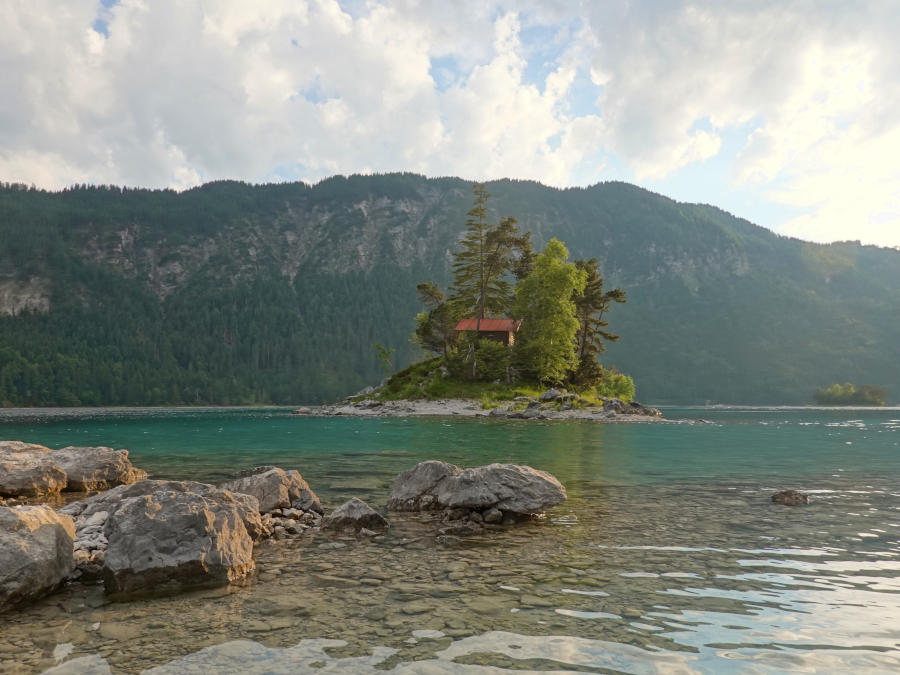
<box><xmin>0</xmin><ymin>278</ymin><xmax>50</xmax><ymax>315</ymax></box>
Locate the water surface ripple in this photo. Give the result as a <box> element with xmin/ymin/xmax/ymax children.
<box><xmin>0</xmin><ymin>407</ymin><xmax>898</xmax><ymax>673</ymax></box>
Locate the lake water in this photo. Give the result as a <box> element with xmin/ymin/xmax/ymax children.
<box><xmin>1</xmin><ymin>407</ymin><xmax>899</xmax><ymax>673</ymax></box>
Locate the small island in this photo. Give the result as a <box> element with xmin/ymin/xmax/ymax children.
<box><xmin>302</xmin><ymin>184</ymin><xmax>661</xmax><ymax>422</ymax></box>
<box><xmin>813</xmin><ymin>382</ymin><xmax>889</xmax><ymax>406</ymax></box>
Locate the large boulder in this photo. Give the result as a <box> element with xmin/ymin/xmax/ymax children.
<box><xmin>101</xmin><ymin>482</ymin><xmax>256</xmax><ymax>597</ymax></box>
<box><xmin>61</xmin><ymin>480</ymin><xmax>265</xmax><ymax>543</ymax></box>
<box><xmin>0</xmin><ymin>505</ymin><xmax>75</xmax><ymax>612</ymax></box>
<box><xmin>51</xmin><ymin>446</ymin><xmax>147</xmax><ymax>491</ymax></box>
<box><xmin>389</xmin><ymin>460</ymin><xmax>566</xmax><ymax>515</ymax></box>
<box><xmin>221</xmin><ymin>467</ymin><xmax>322</xmax><ymax>514</ymax></box>
<box><xmin>0</xmin><ymin>441</ymin><xmax>67</xmax><ymax>498</ymax></box>
<box><xmin>321</xmin><ymin>498</ymin><xmax>388</xmax><ymax>533</ymax></box>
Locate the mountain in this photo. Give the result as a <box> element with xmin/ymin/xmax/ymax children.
<box><xmin>1</xmin><ymin>174</ymin><xmax>898</xmax><ymax>406</ymax></box>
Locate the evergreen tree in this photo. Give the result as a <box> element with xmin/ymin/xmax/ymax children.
<box><xmin>448</xmin><ymin>184</ymin><xmax>529</xmax><ymax>377</ymax></box>
<box><xmin>570</xmin><ymin>258</ymin><xmax>627</xmax><ymax>386</ymax></box>
<box><xmin>512</xmin><ymin>239</ymin><xmax>587</xmax><ymax>385</ymax></box>
<box><xmin>449</xmin><ymin>185</ymin><xmax>528</xmax><ymax>323</ymax></box>
<box><xmin>413</xmin><ymin>282</ymin><xmax>460</xmax><ymax>355</ymax></box>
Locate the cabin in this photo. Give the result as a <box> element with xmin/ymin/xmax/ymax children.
<box><xmin>454</xmin><ymin>318</ymin><xmax>523</xmax><ymax>347</ymax></box>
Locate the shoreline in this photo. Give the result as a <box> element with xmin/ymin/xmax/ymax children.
<box><xmin>294</xmin><ymin>397</ymin><xmax>667</xmax><ymax>422</ymax></box>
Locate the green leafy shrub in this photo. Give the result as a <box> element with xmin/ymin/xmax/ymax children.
<box><xmin>813</xmin><ymin>382</ymin><xmax>887</xmax><ymax>406</ymax></box>
<box><xmin>596</xmin><ymin>371</ymin><xmax>635</xmax><ymax>402</ymax></box>
<box><xmin>475</xmin><ymin>340</ymin><xmax>510</xmax><ymax>382</ymax></box>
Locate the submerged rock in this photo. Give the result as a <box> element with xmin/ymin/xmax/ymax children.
<box><xmin>321</xmin><ymin>498</ymin><xmax>388</xmax><ymax>533</ymax></box>
<box><xmin>389</xmin><ymin>460</ymin><xmax>567</xmax><ymax>515</ymax></box>
<box><xmin>101</xmin><ymin>483</ymin><xmax>256</xmax><ymax>597</ymax></box>
<box><xmin>221</xmin><ymin>467</ymin><xmax>323</xmax><ymax>514</ymax></box>
<box><xmin>0</xmin><ymin>505</ymin><xmax>75</xmax><ymax>612</ymax></box>
<box><xmin>772</xmin><ymin>490</ymin><xmax>810</xmax><ymax>506</ymax></box>
<box><xmin>52</xmin><ymin>446</ymin><xmax>147</xmax><ymax>491</ymax></box>
<box><xmin>0</xmin><ymin>441</ymin><xmax>67</xmax><ymax>498</ymax></box>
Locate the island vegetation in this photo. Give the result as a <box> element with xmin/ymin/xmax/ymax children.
<box><xmin>812</xmin><ymin>382</ymin><xmax>888</xmax><ymax>406</ymax></box>
<box><xmin>371</xmin><ymin>184</ymin><xmax>635</xmax><ymax>409</ymax></box>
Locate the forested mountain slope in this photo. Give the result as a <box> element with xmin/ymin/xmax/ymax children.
<box><xmin>0</xmin><ymin>174</ymin><xmax>898</xmax><ymax>405</ymax></box>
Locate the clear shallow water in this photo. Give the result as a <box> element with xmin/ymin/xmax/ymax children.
<box><xmin>1</xmin><ymin>406</ymin><xmax>899</xmax><ymax>673</ymax></box>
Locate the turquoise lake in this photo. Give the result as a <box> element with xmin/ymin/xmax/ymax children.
<box><xmin>1</xmin><ymin>407</ymin><xmax>899</xmax><ymax>673</ymax></box>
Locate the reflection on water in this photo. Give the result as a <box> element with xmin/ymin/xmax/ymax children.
<box><xmin>2</xmin><ymin>479</ymin><xmax>899</xmax><ymax>674</ymax></box>
<box><xmin>0</xmin><ymin>408</ymin><xmax>898</xmax><ymax>672</ymax></box>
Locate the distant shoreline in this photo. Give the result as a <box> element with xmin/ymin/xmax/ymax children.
<box><xmin>293</xmin><ymin>398</ymin><xmax>667</xmax><ymax>422</ymax></box>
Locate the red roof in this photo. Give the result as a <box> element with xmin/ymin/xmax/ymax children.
<box><xmin>454</xmin><ymin>318</ymin><xmax>522</xmax><ymax>332</ymax></box>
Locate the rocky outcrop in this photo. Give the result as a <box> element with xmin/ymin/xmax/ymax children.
<box><xmin>389</xmin><ymin>460</ymin><xmax>567</xmax><ymax>515</ymax></box>
<box><xmin>0</xmin><ymin>505</ymin><xmax>75</xmax><ymax>612</ymax></box>
<box><xmin>0</xmin><ymin>441</ymin><xmax>67</xmax><ymax>498</ymax></box>
<box><xmin>772</xmin><ymin>490</ymin><xmax>810</xmax><ymax>505</ymax></box>
<box><xmin>101</xmin><ymin>483</ymin><xmax>256</xmax><ymax>597</ymax></box>
<box><xmin>602</xmin><ymin>398</ymin><xmax>663</xmax><ymax>417</ymax></box>
<box><xmin>52</xmin><ymin>446</ymin><xmax>148</xmax><ymax>491</ymax></box>
<box><xmin>221</xmin><ymin>466</ymin><xmax>322</xmax><ymax>514</ymax></box>
<box><xmin>321</xmin><ymin>498</ymin><xmax>388</xmax><ymax>533</ymax></box>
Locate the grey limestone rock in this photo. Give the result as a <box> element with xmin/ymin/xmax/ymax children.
<box><xmin>388</xmin><ymin>460</ymin><xmax>460</xmax><ymax>511</ymax></box>
<box><xmin>772</xmin><ymin>489</ymin><xmax>810</xmax><ymax>505</ymax></box>
<box><xmin>101</xmin><ymin>484</ymin><xmax>256</xmax><ymax>597</ymax></box>
<box><xmin>41</xmin><ymin>655</ymin><xmax>112</xmax><ymax>674</ymax></box>
<box><xmin>52</xmin><ymin>445</ymin><xmax>148</xmax><ymax>491</ymax></box>
<box><xmin>61</xmin><ymin>480</ymin><xmax>265</xmax><ymax>543</ymax></box>
<box><xmin>322</xmin><ymin>498</ymin><xmax>389</xmax><ymax>533</ymax></box>
<box><xmin>539</xmin><ymin>388</ymin><xmax>566</xmax><ymax>402</ymax></box>
<box><xmin>0</xmin><ymin>441</ymin><xmax>67</xmax><ymax>498</ymax></box>
<box><xmin>0</xmin><ymin>505</ymin><xmax>75</xmax><ymax>612</ymax></box>
<box><xmin>389</xmin><ymin>460</ymin><xmax>566</xmax><ymax>515</ymax></box>
<box><xmin>221</xmin><ymin>467</ymin><xmax>322</xmax><ymax>514</ymax></box>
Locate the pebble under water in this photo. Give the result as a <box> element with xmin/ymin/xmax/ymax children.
<box><xmin>1</xmin><ymin>407</ymin><xmax>898</xmax><ymax>673</ymax></box>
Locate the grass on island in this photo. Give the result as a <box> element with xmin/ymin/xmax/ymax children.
<box><xmin>357</xmin><ymin>357</ymin><xmax>615</xmax><ymax>410</ymax></box>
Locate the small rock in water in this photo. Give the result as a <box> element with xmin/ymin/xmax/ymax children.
<box><xmin>321</xmin><ymin>498</ymin><xmax>389</xmax><ymax>533</ymax></box>
<box><xmin>52</xmin><ymin>643</ymin><xmax>74</xmax><ymax>664</ymax></box>
<box><xmin>771</xmin><ymin>490</ymin><xmax>810</xmax><ymax>505</ymax></box>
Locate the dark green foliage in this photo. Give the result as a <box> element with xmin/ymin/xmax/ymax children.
<box><xmin>813</xmin><ymin>383</ymin><xmax>888</xmax><ymax>406</ymax></box>
<box><xmin>413</xmin><ymin>282</ymin><xmax>460</xmax><ymax>356</ymax></box>
<box><xmin>474</xmin><ymin>340</ymin><xmax>510</xmax><ymax>383</ymax></box>
<box><xmin>0</xmin><ymin>175</ymin><xmax>898</xmax><ymax>405</ymax></box>
<box><xmin>571</xmin><ymin>258</ymin><xmax>626</xmax><ymax>386</ymax></box>
<box><xmin>449</xmin><ymin>184</ymin><xmax>530</xmax><ymax>320</ymax></box>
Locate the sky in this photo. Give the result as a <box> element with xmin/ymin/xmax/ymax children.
<box><xmin>2</xmin><ymin>0</ymin><xmax>899</xmax><ymax>248</ymax></box>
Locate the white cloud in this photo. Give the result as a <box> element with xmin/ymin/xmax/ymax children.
<box><xmin>0</xmin><ymin>0</ymin><xmax>596</xmax><ymax>191</ymax></box>
<box><xmin>1</xmin><ymin>1</ymin><xmax>899</xmax><ymax>247</ymax></box>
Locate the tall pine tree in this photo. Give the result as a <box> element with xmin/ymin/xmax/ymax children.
<box><xmin>571</xmin><ymin>258</ymin><xmax>626</xmax><ymax>385</ymax></box>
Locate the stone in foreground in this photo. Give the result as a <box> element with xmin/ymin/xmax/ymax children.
<box><xmin>0</xmin><ymin>441</ymin><xmax>67</xmax><ymax>498</ymax></box>
<box><xmin>52</xmin><ymin>446</ymin><xmax>148</xmax><ymax>491</ymax></box>
<box><xmin>389</xmin><ymin>460</ymin><xmax>566</xmax><ymax>514</ymax></box>
<box><xmin>322</xmin><ymin>498</ymin><xmax>388</xmax><ymax>533</ymax></box>
<box><xmin>102</xmin><ymin>482</ymin><xmax>256</xmax><ymax>597</ymax></box>
<box><xmin>772</xmin><ymin>490</ymin><xmax>810</xmax><ymax>505</ymax></box>
<box><xmin>0</xmin><ymin>505</ymin><xmax>75</xmax><ymax>613</ymax></box>
<box><xmin>61</xmin><ymin>480</ymin><xmax>265</xmax><ymax>542</ymax></box>
<box><xmin>221</xmin><ymin>466</ymin><xmax>323</xmax><ymax>514</ymax></box>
